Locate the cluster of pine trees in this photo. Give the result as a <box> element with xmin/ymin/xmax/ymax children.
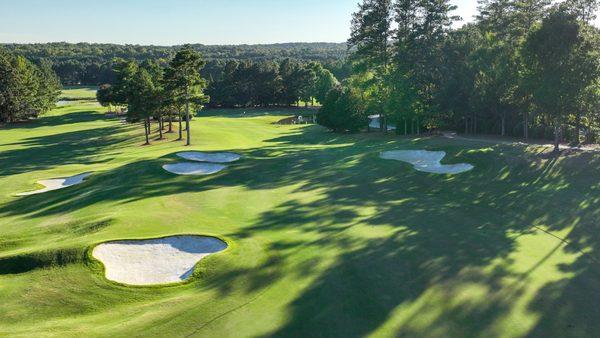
<box><xmin>97</xmin><ymin>46</ymin><xmax>208</xmax><ymax>146</ymax></box>
<box><xmin>207</xmin><ymin>59</ymin><xmax>338</xmax><ymax>107</ymax></box>
<box><xmin>319</xmin><ymin>0</ymin><xmax>600</xmax><ymax>149</ymax></box>
<box><xmin>97</xmin><ymin>46</ymin><xmax>340</xmax><ymax>144</ymax></box>
<box><xmin>0</xmin><ymin>49</ymin><xmax>61</xmax><ymax>124</ymax></box>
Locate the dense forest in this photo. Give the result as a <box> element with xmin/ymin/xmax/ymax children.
<box><xmin>0</xmin><ymin>42</ymin><xmax>350</xmax><ymax>86</ymax></box>
<box><xmin>0</xmin><ymin>49</ymin><xmax>61</xmax><ymax>123</ymax></box>
<box><xmin>318</xmin><ymin>0</ymin><xmax>600</xmax><ymax>149</ymax></box>
<box><xmin>207</xmin><ymin>59</ymin><xmax>338</xmax><ymax>107</ymax></box>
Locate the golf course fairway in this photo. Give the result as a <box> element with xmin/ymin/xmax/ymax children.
<box><xmin>0</xmin><ymin>89</ymin><xmax>598</xmax><ymax>337</ymax></box>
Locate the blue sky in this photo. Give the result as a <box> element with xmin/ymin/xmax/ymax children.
<box><xmin>0</xmin><ymin>0</ymin><xmax>482</xmax><ymax>45</ymax></box>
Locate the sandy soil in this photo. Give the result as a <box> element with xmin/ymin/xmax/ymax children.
<box><xmin>380</xmin><ymin>150</ymin><xmax>473</xmax><ymax>174</ymax></box>
<box><xmin>163</xmin><ymin>162</ymin><xmax>227</xmax><ymax>175</ymax></box>
<box><xmin>177</xmin><ymin>152</ymin><xmax>241</xmax><ymax>163</ymax></box>
<box><xmin>16</xmin><ymin>172</ymin><xmax>92</xmax><ymax>196</ymax></box>
<box><xmin>92</xmin><ymin>235</ymin><xmax>228</xmax><ymax>285</ymax></box>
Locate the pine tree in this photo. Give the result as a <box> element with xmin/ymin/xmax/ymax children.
<box><xmin>523</xmin><ymin>9</ymin><xmax>599</xmax><ymax>151</ymax></box>
<box><xmin>392</xmin><ymin>0</ymin><xmax>458</xmax><ymax>134</ymax></box>
<box><xmin>348</xmin><ymin>0</ymin><xmax>393</xmax><ymax>132</ymax></box>
<box><xmin>164</xmin><ymin>46</ymin><xmax>209</xmax><ymax>146</ymax></box>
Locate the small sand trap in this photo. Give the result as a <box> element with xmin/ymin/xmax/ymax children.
<box><xmin>177</xmin><ymin>151</ymin><xmax>241</xmax><ymax>163</ymax></box>
<box><xmin>16</xmin><ymin>172</ymin><xmax>92</xmax><ymax>196</ymax></box>
<box><xmin>93</xmin><ymin>235</ymin><xmax>228</xmax><ymax>285</ymax></box>
<box><xmin>380</xmin><ymin>150</ymin><xmax>474</xmax><ymax>174</ymax></box>
<box><xmin>163</xmin><ymin>162</ymin><xmax>227</xmax><ymax>175</ymax></box>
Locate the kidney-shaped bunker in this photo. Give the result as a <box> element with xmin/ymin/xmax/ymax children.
<box><xmin>380</xmin><ymin>150</ymin><xmax>474</xmax><ymax>174</ymax></box>
<box><xmin>92</xmin><ymin>235</ymin><xmax>228</xmax><ymax>285</ymax></box>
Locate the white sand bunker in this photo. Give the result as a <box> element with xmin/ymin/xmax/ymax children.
<box><xmin>177</xmin><ymin>151</ymin><xmax>241</xmax><ymax>163</ymax></box>
<box><xmin>380</xmin><ymin>150</ymin><xmax>474</xmax><ymax>174</ymax></box>
<box><xmin>16</xmin><ymin>172</ymin><xmax>92</xmax><ymax>196</ymax></box>
<box><xmin>163</xmin><ymin>162</ymin><xmax>227</xmax><ymax>175</ymax></box>
<box><xmin>93</xmin><ymin>235</ymin><xmax>228</xmax><ymax>285</ymax></box>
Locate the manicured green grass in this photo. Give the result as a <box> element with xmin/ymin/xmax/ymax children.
<box><xmin>60</xmin><ymin>86</ymin><xmax>98</xmax><ymax>101</ymax></box>
<box><xmin>0</xmin><ymin>90</ymin><xmax>598</xmax><ymax>337</ymax></box>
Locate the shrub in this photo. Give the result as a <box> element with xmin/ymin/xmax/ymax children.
<box><xmin>317</xmin><ymin>85</ymin><xmax>368</xmax><ymax>132</ymax></box>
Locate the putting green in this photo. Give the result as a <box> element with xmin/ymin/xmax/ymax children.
<box><xmin>0</xmin><ymin>91</ymin><xmax>598</xmax><ymax>337</ymax></box>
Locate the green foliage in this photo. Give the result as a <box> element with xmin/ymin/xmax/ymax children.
<box><xmin>1</xmin><ymin>42</ymin><xmax>349</xmax><ymax>86</ymax></box>
<box><xmin>523</xmin><ymin>10</ymin><xmax>598</xmax><ymax>123</ymax></box>
<box><xmin>127</xmin><ymin>68</ymin><xmax>159</xmax><ymax>121</ymax></box>
<box><xmin>318</xmin><ymin>85</ymin><xmax>369</xmax><ymax>132</ymax></box>
<box><xmin>0</xmin><ymin>49</ymin><xmax>61</xmax><ymax>123</ymax></box>
<box><xmin>349</xmin><ymin>0</ymin><xmax>393</xmax><ymax>71</ymax></box>
<box><xmin>344</xmin><ymin>0</ymin><xmax>600</xmax><ymax>143</ymax></box>
<box><xmin>348</xmin><ymin>0</ymin><xmax>394</xmax><ymax>131</ymax></box>
<box><xmin>96</xmin><ymin>84</ymin><xmax>114</xmax><ymax>108</ymax></box>
<box><xmin>207</xmin><ymin>59</ymin><xmax>338</xmax><ymax>107</ymax></box>
<box><xmin>522</xmin><ymin>9</ymin><xmax>599</xmax><ymax>148</ymax></box>
<box><xmin>309</xmin><ymin>62</ymin><xmax>339</xmax><ymax>104</ymax></box>
<box><xmin>164</xmin><ymin>46</ymin><xmax>209</xmax><ymax>111</ymax></box>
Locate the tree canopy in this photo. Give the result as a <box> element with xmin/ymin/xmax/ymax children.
<box><xmin>318</xmin><ymin>0</ymin><xmax>600</xmax><ymax>147</ymax></box>
<box><xmin>0</xmin><ymin>48</ymin><xmax>61</xmax><ymax>124</ymax></box>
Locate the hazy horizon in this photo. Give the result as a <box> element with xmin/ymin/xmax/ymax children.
<box><xmin>1</xmin><ymin>0</ymin><xmax>597</xmax><ymax>45</ymax></box>
<box><xmin>1</xmin><ymin>0</ymin><xmax>481</xmax><ymax>45</ymax></box>
<box><xmin>0</xmin><ymin>41</ymin><xmax>348</xmax><ymax>47</ymax></box>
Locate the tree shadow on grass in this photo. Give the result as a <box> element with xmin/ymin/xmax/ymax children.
<box><xmin>0</xmin><ymin>124</ymin><xmax>134</xmax><ymax>177</ymax></box>
<box><xmin>1</xmin><ymin>110</ymin><xmax>108</xmax><ymax>130</ymax></box>
<box><xmin>249</xmin><ymin>146</ymin><xmax>600</xmax><ymax>336</ymax></box>
<box><xmin>0</xmin><ymin>122</ymin><xmax>598</xmax><ymax>336</ymax></box>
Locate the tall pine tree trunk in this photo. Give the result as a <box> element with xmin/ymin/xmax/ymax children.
<box><xmin>168</xmin><ymin>112</ymin><xmax>173</xmax><ymax>133</ymax></box>
<box><xmin>143</xmin><ymin>119</ymin><xmax>148</xmax><ymax>143</ymax></box>
<box><xmin>158</xmin><ymin>115</ymin><xmax>163</xmax><ymax>140</ymax></box>
<box><xmin>523</xmin><ymin>111</ymin><xmax>528</xmax><ymax>141</ymax></box>
<box><xmin>178</xmin><ymin>110</ymin><xmax>183</xmax><ymax>140</ymax></box>
<box><xmin>575</xmin><ymin>113</ymin><xmax>581</xmax><ymax>145</ymax></box>
<box><xmin>553</xmin><ymin>125</ymin><xmax>560</xmax><ymax>153</ymax></box>
<box><xmin>185</xmin><ymin>85</ymin><xmax>191</xmax><ymax>146</ymax></box>
<box><xmin>144</xmin><ymin>118</ymin><xmax>150</xmax><ymax>145</ymax></box>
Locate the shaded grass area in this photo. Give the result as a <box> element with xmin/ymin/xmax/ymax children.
<box><xmin>0</xmin><ymin>92</ymin><xmax>598</xmax><ymax>337</ymax></box>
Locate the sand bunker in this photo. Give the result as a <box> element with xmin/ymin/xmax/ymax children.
<box><xmin>380</xmin><ymin>150</ymin><xmax>474</xmax><ymax>174</ymax></box>
<box><xmin>93</xmin><ymin>235</ymin><xmax>228</xmax><ymax>285</ymax></box>
<box><xmin>16</xmin><ymin>172</ymin><xmax>92</xmax><ymax>196</ymax></box>
<box><xmin>163</xmin><ymin>162</ymin><xmax>227</xmax><ymax>175</ymax></box>
<box><xmin>177</xmin><ymin>151</ymin><xmax>241</xmax><ymax>163</ymax></box>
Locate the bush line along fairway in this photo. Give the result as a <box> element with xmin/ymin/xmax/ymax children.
<box><xmin>0</xmin><ymin>90</ymin><xmax>599</xmax><ymax>337</ymax></box>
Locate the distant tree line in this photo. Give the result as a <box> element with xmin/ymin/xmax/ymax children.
<box><xmin>1</xmin><ymin>42</ymin><xmax>350</xmax><ymax>86</ymax></box>
<box><xmin>0</xmin><ymin>48</ymin><xmax>61</xmax><ymax>124</ymax></box>
<box><xmin>319</xmin><ymin>0</ymin><xmax>600</xmax><ymax>149</ymax></box>
<box><xmin>207</xmin><ymin>59</ymin><xmax>338</xmax><ymax>107</ymax></box>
